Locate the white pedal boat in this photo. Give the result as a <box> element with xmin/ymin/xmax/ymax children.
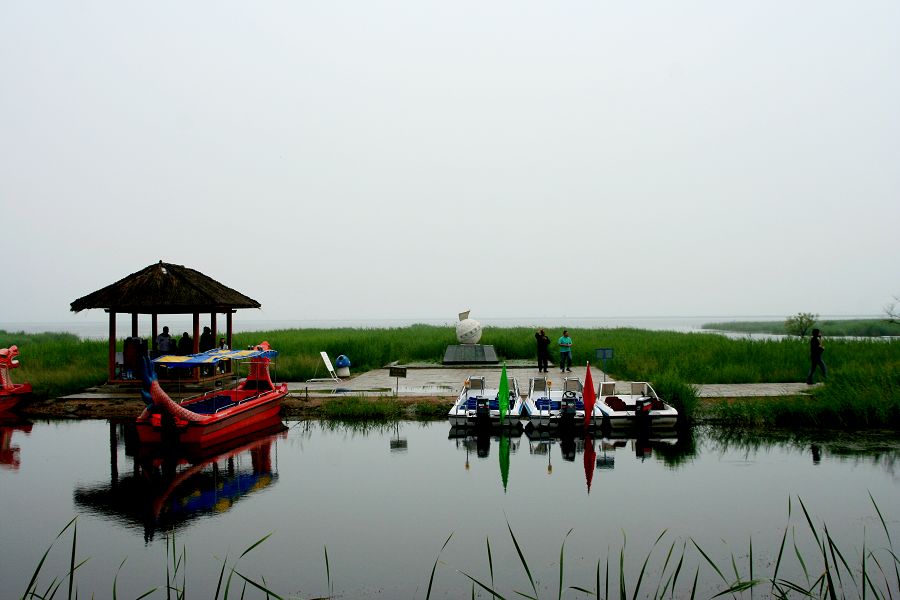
<box><xmin>523</xmin><ymin>376</ymin><xmax>597</xmax><ymax>429</ymax></box>
<box><xmin>448</xmin><ymin>375</ymin><xmax>523</xmax><ymax>429</ymax></box>
<box><xmin>595</xmin><ymin>381</ymin><xmax>678</xmax><ymax>428</ymax></box>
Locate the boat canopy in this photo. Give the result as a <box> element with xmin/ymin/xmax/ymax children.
<box><xmin>153</xmin><ymin>348</ymin><xmax>279</xmax><ymax>368</ymax></box>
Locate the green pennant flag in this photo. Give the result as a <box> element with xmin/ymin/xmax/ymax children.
<box><xmin>498</xmin><ymin>362</ymin><xmax>509</xmax><ymax>422</ymax></box>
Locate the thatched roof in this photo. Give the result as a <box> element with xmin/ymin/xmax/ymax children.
<box><xmin>70</xmin><ymin>261</ymin><xmax>261</xmax><ymax>314</ymax></box>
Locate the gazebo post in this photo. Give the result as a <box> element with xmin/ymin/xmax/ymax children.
<box><xmin>192</xmin><ymin>312</ymin><xmax>200</xmax><ymax>381</ymax></box>
<box><xmin>226</xmin><ymin>311</ymin><xmax>234</xmax><ymax>373</ymax></box>
<box><xmin>210</xmin><ymin>312</ymin><xmax>218</xmax><ymax>345</ymax></box>
<box><xmin>108</xmin><ymin>310</ymin><xmax>116</xmax><ymax>381</ymax></box>
<box><xmin>151</xmin><ymin>314</ymin><xmax>158</xmax><ymax>354</ymax></box>
<box><xmin>131</xmin><ymin>313</ymin><xmax>138</xmax><ymax>338</ymax></box>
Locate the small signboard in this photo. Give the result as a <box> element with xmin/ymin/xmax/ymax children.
<box><xmin>389</xmin><ymin>366</ymin><xmax>407</xmax><ymax>396</ymax></box>
<box><xmin>594</xmin><ymin>348</ymin><xmax>614</xmax><ymax>382</ymax></box>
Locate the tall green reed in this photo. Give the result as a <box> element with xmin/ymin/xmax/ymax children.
<box><xmin>22</xmin><ymin>497</ymin><xmax>900</xmax><ymax>599</ymax></box>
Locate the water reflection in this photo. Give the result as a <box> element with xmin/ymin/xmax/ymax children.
<box><xmin>0</xmin><ymin>418</ymin><xmax>32</xmax><ymax>471</ymax></box>
<box><xmin>73</xmin><ymin>417</ymin><xmax>287</xmax><ymax>542</ymax></box>
<box><xmin>703</xmin><ymin>426</ymin><xmax>900</xmax><ymax>478</ymax></box>
<box><xmin>448</xmin><ymin>424</ymin><xmax>696</xmax><ymax>492</ymax></box>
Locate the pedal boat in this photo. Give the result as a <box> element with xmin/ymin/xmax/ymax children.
<box><xmin>135</xmin><ymin>342</ymin><xmax>287</xmax><ymax>447</ymax></box>
<box><xmin>523</xmin><ymin>376</ymin><xmax>596</xmax><ymax>430</ymax></box>
<box><xmin>448</xmin><ymin>375</ymin><xmax>523</xmax><ymax>429</ymax></box>
<box><xmin>595</xmin><ymin>381</ymin><xmax>678</xmax><ymax>429</ymax></box>
<box><xmin>0</xmin><ymin>346</ymin><xmax>32</xmax><ymax>414</ymax></box>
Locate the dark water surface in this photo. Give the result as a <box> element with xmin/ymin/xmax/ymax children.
<box><xmin>1</xmin><ymin>418</ymin><xmax>898</xmax><ymax>598</ymax></box>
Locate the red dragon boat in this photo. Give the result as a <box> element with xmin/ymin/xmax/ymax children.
<box><xmin>0</xmin><ymin>346</ymin><xmax>32</xmax><ymax>414</ymax></box>
<box><xmin>135</xmin><ymin>342</ymin><xmax>287</xmax><ymax>447</ymax></box>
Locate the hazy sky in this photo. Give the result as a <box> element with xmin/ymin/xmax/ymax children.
<box><xmin>3</xmin><ymin>1</ymin><xmax>898</xmax><ymax>324</ymax></box>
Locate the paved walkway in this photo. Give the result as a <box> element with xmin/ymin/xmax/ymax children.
<box><xmin>286</xmin><ymin>365</ymin><xmax>817</xmax><ymax>398</ymax></box>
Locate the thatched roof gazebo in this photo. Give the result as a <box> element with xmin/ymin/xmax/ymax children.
<box><xmin>71</xmin><ymin>261</ymin><xmax>261</xmax><ymax>383</ymax></box>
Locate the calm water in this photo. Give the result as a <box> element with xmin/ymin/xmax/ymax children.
<box><xmin>1</xmin><ymin>418</ymin><xmax>898</xmax><ymax>598</ymax></box>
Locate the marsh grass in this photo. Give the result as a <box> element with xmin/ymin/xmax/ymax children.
<box><xmin>6</xmin><ymin>326</ymin><xmax>898</xmax><ymax>425</ymax></box>
<box><xmin>319</xmin><ymin>396</ymin><xmax>405</xmax><ymax>420</ymax></box>
<box><xmin>23</xmin><ymin>496</ymin><xmax>900</xmax><ymax>599</ymax></box>
<box><xmin>707</xmin><ymin>369</ymin><xmax>900</xmax><ymax>429</ymax></box>
<box><xmin>0</xmin><ymin>331</ymin><xmax>107</xmax><ymax>399</ymax></box>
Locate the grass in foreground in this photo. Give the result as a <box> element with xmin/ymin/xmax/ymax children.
<box><xmin>23</xmin><ymin>495</ymin><xmax>900</xmax><ymax>599</ymax></box>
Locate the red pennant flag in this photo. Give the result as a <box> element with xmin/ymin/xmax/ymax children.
<box><xmin>583</xmin><ymin>362</ymin><xmax>596</xmax><ymax>427</ymax></box>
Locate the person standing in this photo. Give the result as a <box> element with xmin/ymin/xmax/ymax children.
<box><xmin>806</xmin><ymin>328</ymin><xmax>826</xmax><ymax>384</ymax></box>
<box><xmin>199</xmin><ymin>326</ymin><xmax>215</xmax><ymax>352</ymax></box>
<box><xmin>156</xmin><ymin>326</ymin><xmax>175</xmax><ymax>355</ymax></box>
<box><xmin>177</xmin><ymin>332</ymin><xmax>193</xmax><ymax>356</ymax></box>
<box><xmin>535</xmin><ymin>329</ymin><xmax>551</xmax><ymax>372</ymax></box>
<box><xmin>558</xmin><ymin>329</ymin><xmax>573</xmax><ymax>373</ymax></box>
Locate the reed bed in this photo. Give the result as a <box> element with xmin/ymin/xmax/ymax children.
<box><xmin>5</xmin><ymin>326</ymin><xmax>898</xmax><ymax>428</ymax></box>
<box><xmin>707</xmin><ymin>370</ymin><xmax>900</xmax><ymax>429</ymax></box>
<box><xmin>0</xmin><ymin>331</ymin><xmax>107</xmax><ymax>399</ymax></box>
<box><xmin>21</xmin><ymin>496</ymin><xmax>900</xmax><ymax>599</ymax></box>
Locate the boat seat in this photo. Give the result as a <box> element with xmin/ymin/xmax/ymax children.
<box><xmin>187</xmin><ymin>394</ymin><xmax>237</xmax><ymax>415</ymax></box>
<box><xmin>605</xmin><ymin>396</ymin><xmax>626</xmax><ymax>411</ymax></box>
<box><xmin>651</xmin><ymin>398</ymin><xmax>665</xmax><ymax>410</ymax></box>
<box><xmin>534</xmin><ymin>398</ymin><xmax>560</xmax><ymax>411</ymax></box>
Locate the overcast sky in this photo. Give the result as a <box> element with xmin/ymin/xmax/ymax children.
<box><xmin>2</xmin><ymin>1</ymin><xmax>898</xmax><ymax>325</ymax></box>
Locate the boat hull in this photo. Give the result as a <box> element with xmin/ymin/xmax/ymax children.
<box><xmin>597</xmin><ymin>406</ymin><xmax>678</xmax><ymax>429</ymax></box>
<box><xmin>0</xmin><ymin>384</ymin><xmax>31</xmax><ymax>414</ymax></box>
<box><xmin>136</xmin><ymin>387</ymin><xmax>286</xmax><ymax>447</ymax></box>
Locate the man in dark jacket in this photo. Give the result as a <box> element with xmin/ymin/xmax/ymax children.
<box><xmin>177</xmin><ymin>332</ymin><xmax>193</xmax><ymax>356</ymax></box>
<box><xmin>806</xmin><ymin>328</ymin><xmax>826</xmax><ymax>384</ymax></box>
<box><xmin>535</xmin><ymin>329</ymin><xmax>551</xmax><ymax>372</ymax></box>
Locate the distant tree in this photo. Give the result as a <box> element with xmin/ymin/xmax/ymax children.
<box><xmin>885</xmin><ymin>295</ymin><xmax>900</xmax><ymax>325</ymax></box>
<box><xmin>784</xmin><ymin>312</ymin><xmax>818</xmax><ymax>337</ymax></box>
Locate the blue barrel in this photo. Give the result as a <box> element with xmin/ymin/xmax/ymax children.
<box><xmin>335</xmin><ymin>354</ymin><xmax>351</xmax><ymax>377</ymax></box>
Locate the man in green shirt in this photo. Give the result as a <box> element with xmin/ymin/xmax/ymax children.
<box><xmin>558</xmin><ymin>330</ymin><xmax>573</xmax><ymax>373</ymax></box>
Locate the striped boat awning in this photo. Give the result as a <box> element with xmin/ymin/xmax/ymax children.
<box><xmin>153</xmin><ymin>348</ymin><xmax>278</xmax><ymax>368</ymax></box>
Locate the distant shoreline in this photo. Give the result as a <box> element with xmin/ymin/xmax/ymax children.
<box><xmin>0</xmin><ymin>315</ymin><xmax>881</xmax><ymax>340</ymax></box>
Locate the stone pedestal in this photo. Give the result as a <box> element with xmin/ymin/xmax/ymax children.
<box><xmin>442</xmin><ymin>344</ymin><xmax>499</xmax><ymax>365</ymax></box>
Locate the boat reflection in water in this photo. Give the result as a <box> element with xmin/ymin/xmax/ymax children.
<box><xmin>596</xmin><ymin>427</ymin><xmax>694</xmax><ymax>467</ymax></box>
<box><xmin>74</xmin><ymin>416</ymin><xmax>287</xmax><ymax>542</ymax></box>
<box><xmin>449</xmin><ymin>425</ymin><xmax>522</xmax><ymax>491</ymax></box>
<box><xmin>0</xmin><ymin>418</ymin><xmax>32</xmax><ymax>471</ymax></box>
<box><xmin>451</xmin><ymin>423</ymin><xmax>694</xmax><ymax>493</ymax></box>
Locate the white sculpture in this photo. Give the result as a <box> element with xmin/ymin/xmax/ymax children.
<box><xmin>455</xmin><ymin>310</ymin><xmax>483</xmax><ymax>345</ymax></box>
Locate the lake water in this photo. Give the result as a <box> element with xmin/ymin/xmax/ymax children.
<box><xmin>1</xmin><ymin>418</ymin><xmax>898</xmax><ymax>598</ymax></box>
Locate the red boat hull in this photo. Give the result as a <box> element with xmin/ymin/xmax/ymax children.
<box><xmin>0</xmin><ymin>383</ymin><xmax>31</xmax><ymax>414</ymax></box>
<box><xmin>135</xmin><ymin>385</ymin><xmax>286</xmax><ymax>447</ymax></box>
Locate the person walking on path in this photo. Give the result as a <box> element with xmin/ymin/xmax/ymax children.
<box><xmin>806</xmin><ymin>328</ymin><xmax>827</xmax><ymax>384</ymax></box>
<box><xmin>558</xmin><ymin>330</ymin><xmax>573</xmax><ymax>373</ymax></box>
<box><xmin>535</xmin><ymin>329</ymin><xmax>551</xmax><ymax>372</ymax></box>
